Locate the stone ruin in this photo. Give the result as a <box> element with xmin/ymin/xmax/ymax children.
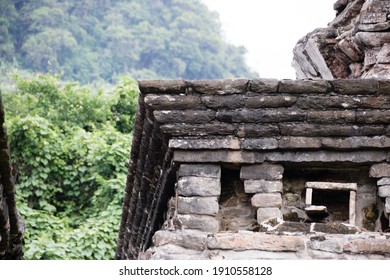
<box><xmin>116</xmin><ymin>78</ymin><xmax>390</xmax><ymax>260</ymax></box>
<box><xmin>0</xmin><ymin>93</ymin><xmax>24</xmax><ymax>259</ymax></box>
<box><xmin>114</xmin><ymin>0</ymin><xmax>390</xmax><ymax>260</ymax></box>
<box><xmin>293</xmin><ymin>0</ymin><xmax>390</xmax><ymax>79</ymax></box>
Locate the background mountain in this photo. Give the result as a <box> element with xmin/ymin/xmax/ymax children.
<box><xmin>1</xmin><ymin>0</ymin><xmax>257</xmax><ymax>83</ymax></box>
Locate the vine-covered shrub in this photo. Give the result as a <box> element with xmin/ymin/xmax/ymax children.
<box><xmin>3</xmin><ymin>74</ymin><xmax>138</xmax><ymax>259</ymax></box>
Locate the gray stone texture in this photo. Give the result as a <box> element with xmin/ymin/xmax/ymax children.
<box><xmin>240</xmin><ymin>163</ymin><xmax>284</xmax><ymax>180</ymax></box>
<box><xmin>370</xmin><ymin>163</ymin><xmax>390</xmax><ymax>178</ymax></box>
<box><xmin>178</xmin><ymin>214</ymin><xmax>219</xmax><ymax>232</ymax></box>
<box><xmin>244</xmin><ymin>180</ymin><xmax>283</xmax><ymax>193</ymax></box>
<box><xmin>257</xmin><ymin>208</ymin><xmax>283</xmax><ymax>223</ymax></box>
<box><xmin>386</xmin><ymin>197</ymin><xmax>390</xmax><ymax>214</ymax></box>
<box><xmin>177</xmin><ymin>177</ymin><xmax>221</xmax><ymax>197</ymax></box>
<box><xmin>377</xmin><ymin>177</ymin><xmax>390</xmax><ymax>186</ymax></box>
<box><xmin>178</xmin><ymin>164</ymin><xmax>221</xmax><ymax>178</ymax></box>
<box><xmin>378</xmin><ymin>185</ymin><xmax>390</xmax><ymax>198</ymax></box>
<box><xmin>177</xmin><ymin>196</ymin><xmax>219</xmax><ymax>216</ymax></box>
<box><xmin>251</xmin><ymin>193</ymin><xmax>282</xmax><ymax>208</ymax></box>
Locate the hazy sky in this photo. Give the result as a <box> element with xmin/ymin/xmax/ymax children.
<box><xmin>202</xmin><ymin>0</ymin><xmax>336</xmax><ymax>79</ymax></box>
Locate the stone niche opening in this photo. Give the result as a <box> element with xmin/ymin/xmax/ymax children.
<box><xmin>218</xmin><ymin>166</ymin><xmax>257</xmax><ymax>232</ymax></box>
<box><xmin>282</xmin><ymin>164</ymin><xmax>379</xmax><ymax>231</ymax></box>
<box><xmin>305</xmin><ymin>182</ymin><xmax>356</xmax><ymax>225</ymax></box>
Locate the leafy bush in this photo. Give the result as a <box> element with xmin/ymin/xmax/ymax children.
<box><xmin>3</xmin><ymin>73</ymin><xmax>138</xmax><ymax>259</ymax></box>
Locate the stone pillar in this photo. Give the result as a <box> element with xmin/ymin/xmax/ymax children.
<box><xmin>176</xmin><ymin>164</ymin><xmax>221</xmax><ymax>232</ymax></box>
<box><xmin>370</xmin><ymin>164</ymin><xmax>390</xmax><ymax>226</ymax></box>
<box><xmin>240</xmin><ymin>163</ymin><xmax>284</xmax><ymax>224</ymax></box>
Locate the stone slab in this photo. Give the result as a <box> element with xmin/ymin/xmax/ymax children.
<box><xmin>386</xmin><ymin>197</ymin><xmax>390</xmax><ymax>214</ymax></box>
<box><xmin>278</xmin><ymin>79</ymin><xmax>330</xmax><ymax>93</ymax></box>
<box><xmin>170</xmin><ymin>137</ymin><xmax>240</xmax><ymax>150</ymax></box>
<box><xmin>207</xmin><ymin>232</ymin><xmax>305</xmax><ymax>252</ymax></box>
<box><xmin>144</xmin><ymin>94</ymin><xmax>202</xmax><ymax>110</ymax></box>
<box><xmin>189</xmin><ymin>79</ymin><xmax>249</xmax><ymax>95</ymax></box>
<box><xmin>308</xmin><ymin>110</ymin><xmax>356</xmax><ymax>124</ymax></box>
<box><xmin>244</xmin><ymin>180</ymin><xmax>283</xmax><ymax>193</ymax></box>
<box><xmin>240</xmin><ymin>163</ymin><xmax>284</xmax><ymax>180</ymax></box>
<box><xmin>178</xmin><ymin>214</ymin><xmax>219</xmax><ymax>232</ymax></box>
<box><xmin>216</xmin><ymin>109</ymin><xmax>306</xmax><ymax>123</ymax></box>
<box><xmin>177</xmin><ymin>176</ymin><xmax>221</xmax><ymax>197</ymax></box>
<box><xmin>331</xmin><ymin>79</ymin><xmax>379</xmax><ymax>94</ymax></box>
<box><xmin>249</xmin><ymin>78</ymin><xmax>279</xmax><ymax>93</ymax></box>
<box><xmin>138</xmin><ymin>80</ymin><xmax>187</xmax><ymax>94</ymax></box>
<box><xmin>201</xmin><ymin>95</ymin><xmax>245</xmax><ymax>109</ymax></box>
<box><xmin>378</xmin><ymin>185</ymin><xmax>390</xmax><ymax>197</ymax></box>
<box><xmin>279</xmin><ymin>137</ymin><xmax>321</xmax><ymax>149</ymax></box>
<box><xmin>178</xmin><ymin>164</ymin><xmax>221</xmax><ymax>178</ymax></box>
<box><xmin>377</xmin><ymin>177</ymin><xmax>390</xmax><ymax>186</ymax></box>
<box><xmin>177</xmin><ymin>196</ymin><xmax>219</xmax><ymax>216</ymax></box>
<box><xmin>242</xmin><ymin>138</ymin><xmax>278</xmax><ymax>150</ymax></box>
<box><xmin>152</xmin><ymin>230</ymin><xmax>208</xmax><ymax>251</ymax></box>
<box><xmin>245</xmin><ymin>95</ymin><xmax>297</xmax><ymax>108</ymax></box>
<box><xmin>251</xmin><ymin>193</ymin><xmax>282</xmax><ymax>208</ymax></box>
<box><xmin>154</xmin><ymin>110</ymin><xmax>215</xmax><ymax>124</ymax></box>
<box><xmin>305</xmin><ymin>182</ymin><xmax>357</xmax><ymax>191</ymax></box>
<box><xmin>343</xmin><ymin>239</ymin><xmax>390</xmax><ymax>255</ymax></box>
<box><xmin>370</xmin><ymin>163</ymin><xmax>390</xmax><ymax>177</ymax></box>
<box><xmin>257</xmin><ymin>208</ymin><xmax>283</xmax><ymax>223</ymax></box>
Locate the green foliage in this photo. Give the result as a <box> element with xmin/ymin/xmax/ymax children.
<box><xmin>1</xmin><ymin>0</ymin><xmax>258</xmax><ymax>83</ymax></box>
<box><xmin>3</xmin><ymin>73</ymin><xmax>138</xmax><ymax>259</ymax></box>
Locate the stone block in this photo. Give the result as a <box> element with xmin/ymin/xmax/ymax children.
<box><xmin>245</xmin><ymin>95</ymin><xmax>297</xmax><ymax>108</ymax></box>
<box><xmin>308</xmin><ymin>110</ymin><xmax>356</xmax><ymax>124</ymax></box>
<box><xmin>378</xmin><ymin>185</ymin><xmax>390</xmax><ymax>197</ymax></box>
<box><xmin>177</xmin><ymin>196</ymin><xmax>219</xmax><ymax>216</ymax></box>
<box><xmin>308</xmin><ymin>236</ymin><xmax>343</xmax><ymax>254</ymax></box>
<box><xmin>251</xmin><ymin>193</ymin><xmax>282</xmax><ymax>208</ymax></box>
<box><xmin>281</xmin><ymin>123</ymin><xmax>385</xmax><ymax>137</ymax></box>
<box><xmin>216</xmin><ymin>109</ymin><xmax>306</xmax><ymax>123</ymax></box>
<box><xmin>279</xmin><ymin>79</ymin><xmax>330</xmax><ymax>93</ymax></box>
<box><xmin>356</xmin><ymin>110</ymin><xmax>390</xmax><ymax>124</ymax></box>
<box><xmin>242</xmin><ymin>138</ymin><xmax>278</xmax><ymax>150</ymax></box>
<box><xmin>144</xmin><ymin>94</ymin><xmax>202</xmax><ymax>110</ymax></box>
<box><xmin>161</xmin><ymin>123</ymin><xmax>238</xmax><ymax>137</ymax></box>
<box><xmin>370</xmin><ymin>163</ymin><xmax>390</xmax><ymax>177</ymax></box>
<box><xmin>178</xmin><ymin>214</ymin><xmax>219</xmax><ymax>232</ymax></box>
<box><xmin>244</xmin><ymin>180</ymin><xmax>283</xmax><ymax>193</ymax></box>
<box><xmin>189</xmin><ymin>79</ymin><xmax>248</xmax><ymax>95</ymax></box>
<box><xmin>138</xmin><ymin>80</ymin><xmax>187</xmax><ymax>94</ymax></box>
<box><xmin>343</xmin><ymin>239</ymin><xmax>390</xmax><ymax>255</ymax></box>
<box><xmin>201</xmin><ymin>95</ymin><xmax>245</xmax><ymax>109</ymax></box>
<box><xmin>321</xmin><ymin>136</ymin><xmax>390</xmax><ymax>149</ymax></box>
<box><xmin>278</xmin><ymin>137</ymin><xmax>321</xmax><ymax>149</ymax></box>
<box><xmin>241</xmin><ymin>124</ymin><xmax>280</xmax><ymax>137</ymax></box>
<box><xmin>177</xmin><ymin>177</ymin><xmax>221</xmax><ymax>197</ymax></box>
<box><xmin>178</xmin><ymin>164</ymin><xmax>221</xmax><ymax>178</ymax></box>
<box><xmin>154</xmin><ymin>110</ymin><xmax>215</xmax><ymax>124</ymax></box>
<box><xmin>331</xmin><ymin>79</ymin><xmax>379</xmax><ymax>94</ymax></box>
<box><xmin>152</xmin><ymin>230</ymin><xmax>208</xmax><ymax>251</ymax></box>
<box><xmin>257</xmin><ymin>207</ymin><xmax>283</xmax><ymax>223</ymax></box>
<box><xmin>170</xmin><ymin>137</ymin><xmax>240</xmax><ymax>150</ymax></box>
<box><xmin>386</xmin><ymin>197</ymin><xmax>390</xmax><ymax>214</ymax></box>
<box><xmin>249</xmin><ymin>78</ymin><xmax>279</xmax><ymax>93</ymax></box>
<box><xmin>240</xmin><ymin>163</ymin><xmax>284</xmax><ymax>180</ymax></box>
<box><xmin>207</xmin><ymin>232</ymin><xmax>305</xmax><ymax>252</ymax></box>
<box><xmin>377</xmin><ymin>177</ymin><xmax>390</xmax><ymax>186</ymax></box>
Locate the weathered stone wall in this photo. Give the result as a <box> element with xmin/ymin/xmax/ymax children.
<box><xmin>293</xmin><ymin>0</ymin><xmax>390</xmax><ymax>79</ymax></box>
<box><xmin>117</xmin><ymin>78</ymin><xmax>390</xmax><ymax>260</ymax></box>
<box><xmin>0</xmin><ymin>93</ymin><xmax>24</xmax><ymax>260</ymax></box>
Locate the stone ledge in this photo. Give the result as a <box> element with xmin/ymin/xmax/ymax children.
<box><xmin>178</xmin><ymin>164</ymin><xmax>221</xmax><ymax>178</ymax></box>
<box><xmin>244</xmin><ymin>180</ymin><xmax>283</xmax><ymax>193</ymax></box>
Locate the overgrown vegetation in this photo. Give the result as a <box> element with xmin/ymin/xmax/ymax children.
<box><xmin>3</xmin><ymin>74</ymin><xmax>138</xmax><ymax>259</ymax></box>
<box><xmin>0</xmin><ymin>0</ymin><xmax>257</xmax><ymax>83</ymax></box>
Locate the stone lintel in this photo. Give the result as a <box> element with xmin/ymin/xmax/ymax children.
<box><xmin>173</xmin><ymin>150</ymin><xmax>387</xmax><ymax>164</ymax></box>
<box><xmin>305</xmin><ymin>182</ymin><xmax>357</xmax><ymax>191</ymax></box>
